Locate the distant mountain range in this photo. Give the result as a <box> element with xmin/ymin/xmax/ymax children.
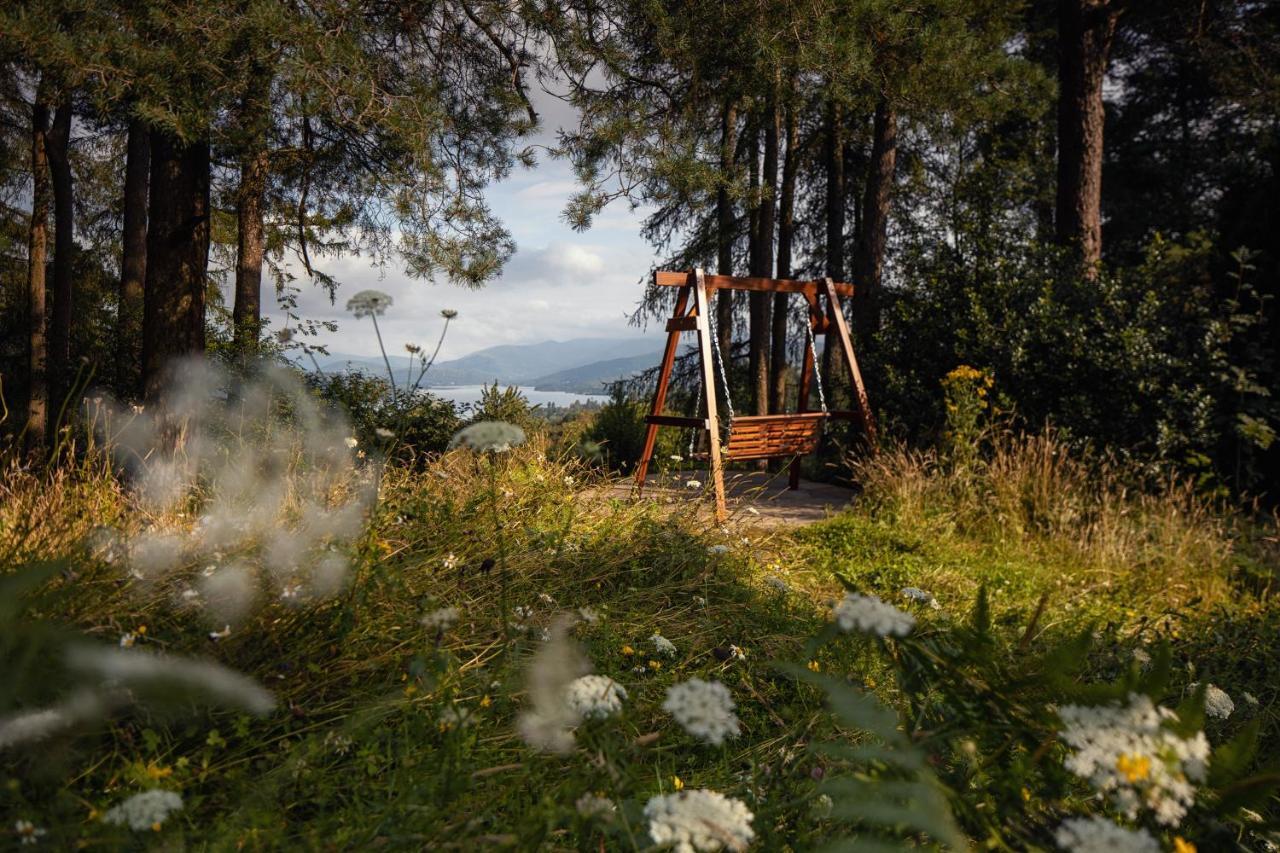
<box><xmin>313</xmin><ymin>336</ymin><xmax>669</xmax><ymax>394</ymax></box>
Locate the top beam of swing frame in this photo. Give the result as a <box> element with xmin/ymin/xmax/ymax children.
<box><xmin>652</xmin><ymin>270</ymin><xmax>855</xmax><ymax>298</ymax></box>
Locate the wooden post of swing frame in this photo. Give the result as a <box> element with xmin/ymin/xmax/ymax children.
<box><xmin>692</xmin><ymin>269</ymin><xmax>728</xmax><ymax>521</ymax></box>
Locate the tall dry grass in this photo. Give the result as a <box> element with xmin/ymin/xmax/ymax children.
<box><xmin>850</xmin><ymin>428</ymin><xmax>1245</xmax><ymax>602</ymax></box>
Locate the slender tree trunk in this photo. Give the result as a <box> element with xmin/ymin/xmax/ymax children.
<box><xmin>119</xmin><ymin>118</ymin><xmax>149</xmax><ymax>395</ymax></box>
<box><xmin>1056</xmin><ymin>0</ymin><xmax>1119</xmax><ymax>275</ymax></box>
<box><xmin>715</xmin><ymin>100</ymin><xmax>737</xmax><ymax>368</ymax></box>
<box><xmin>233</xmin><ymin>148</ymin><xmax>268</xmax><ymax>355</ymax></box>
<box><xmin>46</xmin><ymin>98</ymin><xmax>74</xmax><ymax>411</ymax></box>
<box><xmin>749</xmin><ymin>93</ymin><xmax>778</xmax><ymax>416</ymax></box>
<box><xmin>854</xmin><ymin>98</ymin><xmax>897</xmax><ymax>343</ymax></box>
<box><xmin>26</xmin><ymin>95</ymin><xmax>51</xmax><ymax>450</ymax></box>
<box><xmin>142</xmin><ymin>132</ymin><xmax>211</xmax><ymax>400</ymax></box>
<box><xmin>820</xmin><ymin>99</ymin><xmax>845</xmax><ymax>400</ymax></box>
<box><xmin>769</xmin><ymin>101</ymin><xmax>799</xmax><ymax>413</ymax></box>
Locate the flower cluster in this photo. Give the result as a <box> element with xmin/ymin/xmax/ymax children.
<box><xmin>421</xmin><ymin>607</ymin><xmax>460</xmax><ymax>632</ymax></box>
<box><xmin>833</xmin><ymin>593</ymin><xmax>915</xmax><ymax>637</ymax></box>
<box><xmin>1057</xmin><ymin>693</ymin><xmax>1210</xmax><ymax>825</ymax></box>
<box><xmin>1054</xmin><ymin>816</ymin><xmax>1160</xmax><ymax>853</ymax></box>
<box><xmin>575</xmin><ymin>793</ymin><xmax>616</xmax><ymax>821</ymax></box>
<box><xmin>448</xmin><ymin>421</ymin><xmax>526</xmax><ymax>453</ymax></box>
<box><xmin>662</xmin><ymin>679</ymin><xmax>741</xmax><ymax>746</ymax></box>
<box><xmin>644</xmin><ymin>789</ymin><xmax>754</xmax><ymax>852</ymax></box>
<box><xmin>1190</xmin><ymin>683</ymin><xmax>1234</xmax><ymax>720</ymax></box>
<box><xmin>651</xmin><ymin>634</ymin><xmax>678</xmax><ymax>657</ymax></box>
<box><xmin>565</xmin><ymin>675</ymin><xmax>627</xmax><ymax>720</ymax></box>
<box><xmin>901</xmin><ymin>586</ymin><xmax>941</xmax><ymax>609</ymax></box>
<box><xmin>102</xmin><ymin>790</ymin><xmax>184</xmax><ymax>831</ymax></box>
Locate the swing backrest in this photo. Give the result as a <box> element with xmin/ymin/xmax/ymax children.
<box><xmin>723</xmin><ymin>413</ymin><xmax>827</xmax><ymax>461</ymax></box>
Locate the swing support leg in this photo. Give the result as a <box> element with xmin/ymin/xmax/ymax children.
<box><xmin>692</xmin><ymin>270</ymin><xmax>728</xmax><ymax>521</ymax></box>
<box><xmin>634</xmin><ymin>283</ymin><xmax>692</xmax><ymax>495</ymax></box>
<box><xmin>791</xmin><ymin>294</ymin><xmax>822</xmax><ymax>490</ymax></box>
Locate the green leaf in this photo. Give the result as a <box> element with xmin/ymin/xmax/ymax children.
<box><xmin>1170</xmin><ymin>683</ymin><xmax>1207</xmax><ymax>738</ymax></box>
<box><xmin>970</xmin><ymin>586</ymin><xmax>990</xmax><ymax>638</ymax></box>
<box><xmin>1208</xmin><ymin>718</ymin><xmax>1261</xmax><ymax>787</ymax></box>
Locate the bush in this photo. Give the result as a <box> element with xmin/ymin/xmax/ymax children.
<box><xmin>309</xmin><ymin>370</ymin><xmax>462</xmax><ymax>456</ymax></box>
<box><xmin>587</xmin><ymin>387</ymin><xmax>683</xmax><ymax>474</ymax></box>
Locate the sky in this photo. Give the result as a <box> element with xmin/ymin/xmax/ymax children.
<box><xmin>249</xmin><ymin>85</ymin><xmax>668</xmax><ymax>362</ymax></box>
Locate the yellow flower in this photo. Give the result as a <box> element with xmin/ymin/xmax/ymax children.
<box><xmin>1021</xmin><ymin>787</ymin><xmax>1031</xmax><ymax>803</ymax></box>
<box><xmin>1116</xmin><ymin>753</ymin><xmax>1151</xmax><ymax>783</ymax></box>
<box><xmin>807</xmin><ymin>660</ymin><xmax>821</xmax><ymax>673</ymax></box>
<box><xmin>136</xmin><ymin>624</ymin><xmax>147</xmax><ymax>635</ymax></box>
<box><xmin>672</xmin><ymin>775</ymin><xmax>684</xmax><ymax>791</ymax></box>
<box><xmin>647</xmin><ymin>660</ymin><xmax>662</xmax><ymax>671</ymax></box>
<box><xmin>403</xmin><ymin>684</ymin><xmax>418</xmax><ymax>698</ymax></box>
<box><xmin>621</xmin><ymin>645</ymin><xmax>635</xmax><ymax>656</ymax></box>
<box><xmin>145</xmin><ymin>763</ymin><xmax>173</xmax><ymax>780</ymax></box>
<box><xmin>479</xmin><ymin>695</ymin><xmax>492</xmax><ymax>708</ymax></box>
<box><xmin>152</xmin><ymin>822</ymin><xmax>162</xmax><ymax>832</ymax></box>
<box><xmin>1173</xmin><ymin>838</ymin><xmax>1196</xmax><ymax>853</ymax></box>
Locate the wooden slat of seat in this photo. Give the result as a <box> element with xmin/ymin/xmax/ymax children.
<box><xmin>724</xmin><ymin>413</ymin><xmax>825</xmax><ymax>460</ymax></box>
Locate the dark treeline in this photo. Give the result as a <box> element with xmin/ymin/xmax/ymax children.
<box><xmin>0</xmin><ymin>1</ymin><xmax>1277</xmax><ymax>495</ymax></box>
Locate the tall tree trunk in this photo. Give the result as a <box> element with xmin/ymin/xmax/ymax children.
<box><xmin>749</xmin><ymin>93</ymin><xmax>778</xmax><ymax>416</ymax></box>
<box><xmin>769</xmin><ymin>101</ymin><xmax>799</xmax><ymax>413</ymax></box>
<box><xmin>233</xmin><ymin>148</ymin><xmax>269</xmax><ymax>356</ymax></box>
<box><xmin>142</xmin><ymin>132</ymin><xmax>211</xmax><ymax>400</ymax></box>
<box><xmin>25</xmin><ymin>95</ymin><xmax>51</xmax><ymax>450</ymax></box>
<box><xmin>1056</xmin><ymin>0</ymin><xmax>1119</xmax><ymax>275</ymax></box>
<box><xmin>46</xmin><ymin>98</ymin><xmax>74</xmax><ymax>411</ymax></box>
<box><xmin>119</xmin><ymin>118</ymin><xmax>149</xmax><ymax>395</ymax></box>
<box><xmin>715</xmin><ymin>100</ymin><xmax>737</xmax><ymax>369</ymax></box>
<box><xmin>854</xmin><ymin>98</ymin><xmax>897</xmax><ymax>343</ymax></box>
<box><xmin>820</xmin><ymin>99</ymin><xmax>845</xmax><ymax>401</ymax></box>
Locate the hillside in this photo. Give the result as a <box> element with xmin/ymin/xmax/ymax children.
<box><xmin>315</xmin><ymin>337</ymin><xmax>663</xmax><ymax>389</ymax></box>
<box><xmin>528</xmin><ymin>350</ymin><xmax>664</xmax><ymax>393</ymax></box>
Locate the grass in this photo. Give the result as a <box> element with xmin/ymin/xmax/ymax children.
<box><xmin>2</xmin><ymin>420</ymin><xmax>1277</xmax><ymax>849</ymax></box>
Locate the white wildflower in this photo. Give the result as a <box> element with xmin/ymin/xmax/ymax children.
<box><xmin>375</xmin><ymin>427</ymin><xmax>395</xmax><ymax>439</ymax></box>
<box><xmin>208</xmin><ymin>625</ymin><xmax>232</xmax><ymax>640</ymax></box>
<box><xmin>651</xmin><ymin>634</ymin><xmax>678</xmax><ymax>657</ymax></box>
<box><xmin>565</xmin><ymin>675</ymin><xmax>627</xmax><ymax>720</ymax></box>
<box><xmin>1057</xmin><ymin>693</ymin><xmax>1209</xmax><ymax>825</ymax></box>
<box><xmin>421</xmin><ymin>607</ymin><xmax>460</xmax><ymax>632</ymax></box>
<box><xmin>1243</xmin><ymin>692</ymin><xmax>1259</xmax><ymax>706</ymax></box>
<box><xmin>693</xmin><ymin>596</ymin><xmax>707</xmax><ymax>606</ymax></box>
<box><xmin>1132</xmin><ymin>648</ymin><xmax>1151</xmax><ymax>666</ymax></box>
<box><xmin>833</xmin><ymin>593</ymin><xmax>915</xmax><ymax>637</ymax></box>
<box><xmin>514</xmin><ymin>605</ymin><xmax>534</xmax><ymax>621</ymax></box>
<box><xmin>706</xmin><ymin>545</ymin><xmax>729</xmax><ymax>556</ymax></box>
<box><xmin>669</xmin><ymin>455</ymin><xmax>683</xmax><ymax>462</ymax></box>
<box><xmin>686</xmin><ymin>480</ymin><xmax>702</xmax><ymax>489</ymax></box>
<box><xmin>119</xmin><ymin>633</ymin><xmax>137</xmax><ymax>649</ymax></box>
<box><xmin>324</xmin><ymin>730</ymin><xmax>353</xmax><ymax>755</ymax></box>
<box><xmin>1190</xmin><ymin>682</ymin><xmax>1234</xmax><ymax>719</ymax></box>
<box><xmin>901</xmin><ymin>586</ymin><xmax>939</xmax><ymax>609</ymax></box>
<box><xmin>517</xmin><ymin>617</ymin><xmax>591</xmax><ymax>754</ymax></box>
<box><xmin>343</xmin><ymin>436</ymin><xmax>358</xmax><ymax>449</ymax></box>
<box><xmin>14</xmin><ymin>819</ymin><xmax>46</xmax><ymax>845</ymax></box>
<box><xmin>575</xmin><ymin>792</ymin><xmax>616</xmax><ymax>821</ymax></box>
<box><xmin>662</xmin><ymin>679</ymin><xmax>741</xmax><ymax>746</ymax></box>
<box><xmin>538</xmin><ymin>592</ymin><xmax>556</xmax><ymax>605</ymax></box>
<box><xmin>102</xmin><ymin>789</ymin><xmax>184</xmax><ymax>831</ymax></box>
<box><xmin>279</xmin><ymin>584</ymin><xmax>302</xmax><ymax>601</ymax></box>
<box><xmin>448</xmin><ymin>421</ymin><xmax>526</xmax><ymax>453</ymax></box>
<box><xmin>438</xmin><ymin>705</ymin><xmax>474</xmax><ymax>730</ymax></box>
<box><xmin>345</xmin><ymin>289</ymin><xmax>392</xmax><ymax>318</ymax></box>
<box><xmin>728</xmin><ymin>645</ymin><xmax>746</xmax><ymax>661</ymax></box>
<box><xmin>442</xmin><ymin>553</ymin><xmax>459</xmax><ymax>571</ymax></box>
<box><xmin>577</xmin><ymin>607</ymin><xmax>600</xmax><ymax>624</ymax></box>
<box><xmin>644</xmin><ymin>789</ymin><xmax>754</xmax><ymax>852</ymax></box>
<box><xmin>765</xmin><ymin>575</ymin><xmax>789</xmax><ymax>593</ymax></box>
<box><xmin>1053</xmin><ymin>816</ymin><xmax>1160</xmax><ymax>853</ymax></box>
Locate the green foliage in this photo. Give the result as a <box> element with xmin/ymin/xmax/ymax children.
<box><xmin>470</xmin><ymin>382</ymin><xmax>539</xmax><ymax>434</ymax></box>
<box><xmin>309</xmin><ymin>370</ymin><xmax>462</xmax><ymax>456</ymax></box>
<box><xmin>586</xmin><ymin>387</ymin><xmax>683</xmax><ymax>474</ymax></box>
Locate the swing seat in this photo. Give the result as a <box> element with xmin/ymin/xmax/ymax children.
<box><xmin>722</xmin><ymin>412</ymin><xmax>828</xmax><ymax>461</ymax></box>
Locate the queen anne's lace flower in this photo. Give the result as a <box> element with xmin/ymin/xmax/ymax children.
<box><xmin>651</xmin><ymin>634</ymin><xmax>678</xmax><ymax>657</ymax></box>
<box><xmin>833</xmin><ymin>593</ymin><xmax>915</xmax><ymax>637</ymax></box>
<box><xmin>448</xmin><ymin>421</ymin><xmax>526</xmax><ymax>453</ymax></box>
<box><xmin>14</xmin><ymin>819</ymin><xmax>45</xmax><ymax>845</ymax></box>
<box><xmin>565</xmin><ymin>675</ymin><xmax>627</xmax><ymax>719</ymax></box>
<box><xmin>1053</xmin><ymin>816</ymin><xmax>1160</xmax><ymax>852</ymax></box>
<box><xmin>645</xmin><ymin>789</ymin><xmax>754</xmax><ymax>852</ymax></box>
<box><xmin>575</xmin><ymin>792</ymin><xmax>617</xmax><ymax>820</ymax></box>
<box><xmin>102</xmin><ymin>790</ymin><xmax>184</xmax><ymax>831</ymax></box>
<box><xmin>662</xmin><ymin>679</ymin><xmax>741</xmax><ymax>746</ymax></box>
<box><xmin>345</xmin><ymin>289</ymin><xmax>393</xmax><ymax>318</ymax></box>
<box><xmin>1190</xmin><ymin>683</ymin><xmax>1234</xmax><ymax>720</ymax></box>
<box><xmin>1057</xmin><ymin>693</ymin><xmax>1210</xmax><ymax>826</ymax></box>
<box><xmin>421</xmin><ymin>607</ymin><xmax>459</xmax><ymax>632</ymax></box>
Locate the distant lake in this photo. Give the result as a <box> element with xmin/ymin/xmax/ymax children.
<box><xmin>424</xmin><ymin>385</ymin><xmax>608</xmax><ymax>408</ymax></box>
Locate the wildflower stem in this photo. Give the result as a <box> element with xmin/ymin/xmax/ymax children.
<box><xmin>369</xmin><ymin>311</ymin><xmax>398</xmax><ymax>397</ymax></box>
<box><xmin>489</xmin><ymin>457</ymin><xmax>511</xmax><ymax>641</ymax></box>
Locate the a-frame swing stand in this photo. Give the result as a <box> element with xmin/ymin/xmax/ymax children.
<box><xmin>633</xmin><ymin>268</ymin><xmax>877</xmax><ymax>521</ymax></box>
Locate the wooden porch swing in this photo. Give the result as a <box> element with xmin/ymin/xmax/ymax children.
<box><xmin>633</xmin><ymin>268</ymin><xmax>877</xmax><ymax>521</ymax></box>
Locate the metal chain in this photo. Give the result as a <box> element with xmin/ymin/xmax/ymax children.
<box><xmin>806</xmin><ymin>320</ymin><xmax>829</xmax><ymax>415</ymax></box>
<box><xmin>704</xmin><ymin>302</ymin><xmax>736</xmax><ymax>433</ymax></box>
<box><xmin>687</xmin><ymin>379</ymin><xmax>702</xmax><ymax>458</ymax></box>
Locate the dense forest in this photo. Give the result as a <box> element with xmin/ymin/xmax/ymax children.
<box><xmin>1</xmin><ymin>1</ymin><xmax>1277</xmax><ymax>492</ymax></box>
